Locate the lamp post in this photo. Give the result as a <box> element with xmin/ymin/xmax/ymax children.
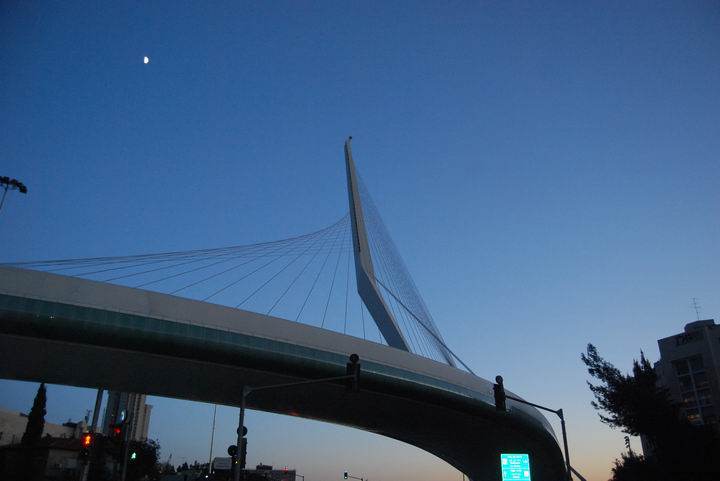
<box><xmin>232</xmin><ymin>354</ymin><xmax>361</xmax><ymax>481</ymax></box>
<box><xmin>494</xmin><ymin>375</ymin><xmax>585</xmax><ymax>481</ymax></box>
<box><xmin>0</xmin><ymin>176</ymin><xmax>28</xmax><ymax>213</ymax></box>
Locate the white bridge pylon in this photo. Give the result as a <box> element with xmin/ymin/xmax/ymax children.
<box><xmin>344</xmin><ymin>138</ymin><xmax>456</xmax><ymax>367</ymax></box>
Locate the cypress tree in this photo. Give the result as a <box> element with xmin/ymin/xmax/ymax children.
<box><xmin>21</xmin><ymin>382</ymin><xmax>46</xmax><ymax>446</ymax></box>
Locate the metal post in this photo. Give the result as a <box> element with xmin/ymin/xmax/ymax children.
<box><xmin>558</xmin><ymin>409</ymin><xmax>571</xmax><ymax>481</ymax></box>
<box><xmin>208</xmin><ymin>404</ymin><xmax>217</xmax><ymax>471</ymax></box>
<box><xmin>81</xmin><ymin>388</ymin><xmax>104</xmax><ymax>481</ymax></box>
<box><xmin>90</xmin><ymin>389</ymin><xmax>103</xmax><ymax>432</ymax></box>
<box><xmin>233</xmin><ymin>386</ymin><xmax>247</xmax><ymax>481</ymax></box>
<box><xmin>120</xmin><ymin>414</ymin><xmax>132</xmax><ymax>481</ymax></box>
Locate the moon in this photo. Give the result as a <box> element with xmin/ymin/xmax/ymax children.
<box><xmin>143</xmin><ymin>56</ymin><xmax>150</xmax><ymax>64</ymax></box>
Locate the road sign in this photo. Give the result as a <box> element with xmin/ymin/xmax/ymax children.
<box><xmin>213</xmin><ymin>457</ymin><xmax>233</xmax><ymax>470</ymax></box>
<box><xmin>500</xmin><ymin>453</ymin><xmax>531</xmax><ymax>481</ymax></box>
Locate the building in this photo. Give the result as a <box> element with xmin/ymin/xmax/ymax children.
<box><xmin>0</xmin><ymin>408</ymin><xmax>87</xmax><ymax>446</ymax></box>
<box><xmin>209</xmin><ymin>461</ymin><xmax>296</xmax><ymax>481</ymax></box>
<box><xmin>655</xmin><ymin>319</ymin><xmax>720</xmax><ymax>426</ymax></box>
<box><xmin>245</xmin><ymin>464</ymin><xmax>296</xmax><ymax>481</ymax></box>
<box><xmin>101</xmin><ymin>392</ymin><xmax>152</xmax><ymax>441</ymax></box>
<box><xmin>0</xmin><ymin>437</ymin><xmax>84</xmax><ymax>480</ymax></box>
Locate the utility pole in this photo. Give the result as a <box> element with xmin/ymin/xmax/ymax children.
<box><xmin>208</xmin><ymin>404</ymin><xmax>218</xmax><ymax>472</ymax></box>
<box><xmin>494</xmin><ymin>376</ymin><xmax>581</xmax><ymax>481</ymax></box>
<box><xmin>80</xmin><ymin>388</ymin><xmax>104</xmax><ymax>481</ymax></box>
<box><xmin>120</xmin><ymin>413</ymin><xmax>132</xmax><ymax>481</ymax></box>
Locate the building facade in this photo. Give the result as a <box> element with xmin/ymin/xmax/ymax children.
<box><xmin>101</xmin><ymin>392</ymin><xmax>152</xmax><ymax>441</ymax></box>
<box><xmin>0</xmin><ymin>408</ymin><xmax>87</xmax><ymax>446</ymax></box>
<box><xmin>655</xmin><ymin>319</ymin><xmax>720</xmax><ymax>426</ymax></box>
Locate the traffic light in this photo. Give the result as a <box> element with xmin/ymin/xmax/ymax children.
<box><xmin>240</xmin><ymin>438</ymin><xmax>248</xmax><ymax>469</ymax></box>
<box><xmin>493</xmin><ymin>375</ymin><xmax>507</xmax><ymax>411</ymax></box>
<box><xmin>344</xmin><ymin>472</ymin><xmax>348</xmax><ymax>479</ymax></box>
<box><xmin>79</xmin><ymin>433</ymin><xmax>93</xmax><ymax>462</ymax></box>
<box><xmin>624</xmin><ymin>436</ymin><xmax>630</xmax><ymax>450</ymax></box>
<box><xmin>346</xmin><ymin>354</ymin><xmax>361</xmax><ymax>392</ymax></box>
<box><xmin>110</xmin><ymin>422</ymin><xmax>125</xmax><ymax>441</ymax></box>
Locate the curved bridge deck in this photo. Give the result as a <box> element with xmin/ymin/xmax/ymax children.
<box><xmin>0</xmin><ymin>266</ymin><xmax>565</xmax><ymax>481</ymax></box>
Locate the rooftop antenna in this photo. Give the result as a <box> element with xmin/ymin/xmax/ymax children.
<box><xmin>692</xmin><ymin>297</ymin><xmax>702</xmax><ymax>321</ymax></box>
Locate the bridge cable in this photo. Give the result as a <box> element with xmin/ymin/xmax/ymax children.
<box><xmin>373</xmin><ymin>276</ymin><xmax>475</xmax><ymax>375</ymax></box>
<box><xmin>194</xmin><ymin>219</ymin><xmax>347</xmax><ymax>301</ymax></box>
<box><xmin>266</xmin><ymin>222</ymin><xmax>337</xmax><ymax>315</ymax></box>
<box><xmin>320</xmin><ymin>229</ymin><xmax>347</xmax><ymax>329</ymax></box>
<box><xmin>295</xmin><ymin>218</ymin><xmax>347</xmax><ymax>323</ymax></box>
<box><xmin>235</xmin><ymin>225</ymin><xmax>337</xmax><ymax>308</ymax></box>
<box><xmin>367</xmin><ymin>227</ymin><xmax>423</xmax><ymax>357</ymax></box>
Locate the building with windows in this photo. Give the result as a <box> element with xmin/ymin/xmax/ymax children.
<box><xmin>101</xmin><ymin>392</ymin><xmax>152</xmax><ymax>441</ymax></box>
<box><xmin>655</xmin><ymin>319</ymin><xmax>719</xmax><ymax>426</ymax></box>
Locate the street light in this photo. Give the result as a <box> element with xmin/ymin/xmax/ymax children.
<box><xmin>233</xmin><ymin>354</ymin><xmax>362</xmax><ymax>481</ymax></box>
<box><xmin>0</xmin><ymin>176</ymin><xmax>28</xmax><ymax>213</ymax></box>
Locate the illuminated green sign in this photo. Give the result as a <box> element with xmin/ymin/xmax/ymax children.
<box><xmin>501</xmin><ymin>453</ymin><xmax>531</xmax><ymax>481</ymax></box>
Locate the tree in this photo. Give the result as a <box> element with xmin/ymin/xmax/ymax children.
<box><xmin>21</xmin><ymin>383</ymin><xmax>46</xmax><ymax>446</ymax></box>
<box><xmin>609</xmin><ymin>451</ymin><xmax>659</xmax><ymax>481</ymax></box>
<box><xmin>581</xmin><ymin>344</ymin><xmax>675</xmax><ymax>439</ymax></box>
<box><xmin>125</xmin><ymin>439</ymin><xmax>161</xmax><ymax>481</ymax></box>
<box><xmin>581</xmin><ymin>344</ymin><xmax>720</xmax><ymax>481</ymax></box>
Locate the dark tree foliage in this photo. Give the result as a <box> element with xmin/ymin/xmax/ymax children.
<box><xmin>581</xmin><ymin>345</ymin><xmax>675</xmax><ymax>437</ymax></box>
<box><xmin>609</xmin><ymin>452</ymin><xmax>659</xmax><ymax>481</ymax></box>
<box><xmin>21</xmin><ymin>383</ymin><xmax>46</xmax><ymax>446</ymax></box>
<box><xmin>582</xmin><ymin>344</ymin><xmax>720</xmax><ymax>481</ymax></box>
<box><xmin>125</xmin><ymin>439</ymin><xmax>161</xmax><ymax>481</ymax></box>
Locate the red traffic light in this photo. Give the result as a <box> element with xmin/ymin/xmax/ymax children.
<box><xmin>83</xmin><ymin>433</ymin><xmax>93</xmax><ymax>447</ymax></box>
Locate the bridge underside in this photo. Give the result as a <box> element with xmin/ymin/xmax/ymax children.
<box><xmin>0</xmin><ymin>329</ymin><xmax>564</xmax><ymax>481</ymax></box>
<box><xmin>0</xmin><ymin>333</ymin><xmax>564</xmax><ymax>481</ymax></box>
<box><xmin>0</xmin><ymin>267</ymin><xmax>565</xmax><ymax>481</ymax></box>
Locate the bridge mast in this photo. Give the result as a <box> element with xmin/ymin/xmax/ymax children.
<box><xmin>344</xmin><ymin>137</ymin><xmax>410</xmax><ymax>352</ymax></box>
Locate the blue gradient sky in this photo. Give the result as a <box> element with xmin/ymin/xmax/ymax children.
<box><xmin>1</xmin><ymin>2</ymin><xmax>719</xmax><ymax>480</ymax></box>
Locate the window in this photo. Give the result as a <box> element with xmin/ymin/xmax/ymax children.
<box><xmin>682</xmin><ymin>393</ymin><xmax>698</xmax><ymax>408</ymax></box>
<box><xmin>693</xmin><ymin>371</ymin><xmax>709</xmax><ymax>388</ymax></box>
<box><xmin>673</xmin><ymin>356</ymin><xmax>715</xmax><ymax>426</ymax></box>
<box><xmin>678</xmin><ymin>375</ymin><xmax>693</xmax><ymax>391</ymax></box>
<box><xmin>674</xmin><ymin>361</ymin><xmax>689</xmax><ymax>375</ymax></box>
<box><xmin>697</xmin><ymin>389</ymin><xmax>713</xmax><ymax>406</ymax></box>
<box><xmin>689</xmin><ymin>356</ymin><xmax>705</xmax><ymax>372</ymax></box>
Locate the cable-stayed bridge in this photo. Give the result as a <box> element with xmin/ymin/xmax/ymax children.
<box><xmin>0</xmin><ymin>139</ymin><xmax>566</xmax><ymax>481</ymax></box>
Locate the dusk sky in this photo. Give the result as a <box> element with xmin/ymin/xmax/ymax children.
<box><xmin>1</xmin><ymin>2</ymin><xmax>719</xmax><ymax>481</ymax></box>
